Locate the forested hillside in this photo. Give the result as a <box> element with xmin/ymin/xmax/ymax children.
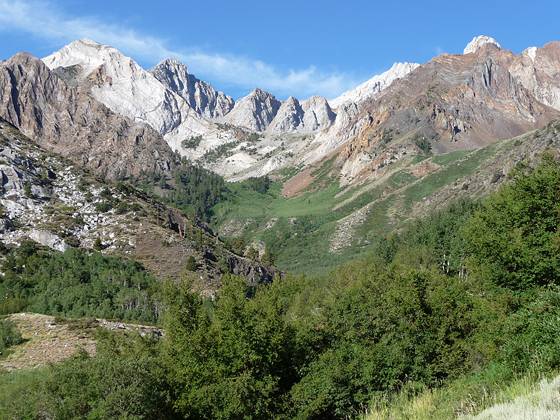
<box><xmin>2</xmin><ymin>154</ymin><xmax>559</xmax><ymax>418</ymax></box>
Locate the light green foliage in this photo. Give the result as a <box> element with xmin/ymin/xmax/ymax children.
<box><xmin>212</xmin><ymin>142</ymin><xmax>503</xmax><ymax>274</ymax></box>
<box><xmin>0</xmin><ymin>242</ymin><xmax>160</xmax><ymax>322</ymax></box>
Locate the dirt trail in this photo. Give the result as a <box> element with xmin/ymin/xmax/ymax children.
<box><xmin>0</xmin><ymin>313</ymin><xmax>163</xmax><ymax>371</ymax></box>
<box><xmin>1</xmin><ymin>313</ymin><xmax>96</xmax><ymax>371</ymax></box>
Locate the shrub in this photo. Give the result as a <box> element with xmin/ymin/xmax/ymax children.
<box><xmin>0</xmin><ymin>319</ymin><xmax>23</xmax><ymax>355</ymax></box>
<box><xmin>463</xmin><ymin>155</ymin><xmax>560</xmax><ymax>289</ymax></box>
<box><xmin>95</xmin><ymin>201</ymin><xmax>113</xmax><ymax>213</ymax></box>
<box><xmin>181</xmin><ymin>135</ymin><xmax>203</xmax><ymax>149</ymax></box>
<box><xmin>185</xmin><ymin>256</ymin><xmax>198</xmax><ymax>272</ymax></box>
<box><xmin>414</xmin><ymin>136</ymin><xmax>432</xmax><ymax>154</ymax></box>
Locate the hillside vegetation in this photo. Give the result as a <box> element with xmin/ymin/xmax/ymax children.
<box><xmin>211</xmin><ymin>122</ymin><xmax>560</xmax><ymax>274</ymax></box>
<box><xmin>1</xmin><ymin>154</ymin><xmax>560</xmax><ymax>418</ymax></box>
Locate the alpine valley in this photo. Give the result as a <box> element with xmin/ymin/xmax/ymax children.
<box><xmin>2</xmin><ymin>35</ymin><xmax>560</xmax><ymax>275</ymax></box>
<box><xmin>2</xmin><ymin>31</ymin><xmax>560</xmax><ymax>419</ymax></box>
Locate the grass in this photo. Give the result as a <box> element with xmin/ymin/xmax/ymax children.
<box><xmin>401</xmin><ymin>145</ymin><xmax>500</xmax><ymax>210</ymax></box>
<box><xmin>0</xmin><ymin>367</ymin><xmax>50</xmax><ymax>417</ymax></box>
<box><xmin>212</xmin><ymin>142</ymin><xmax>506</xmax><ymax>274</ymax></box>
<box><xmin>364</xmin><ymin>366</ymin><xmax>560</xmax><ymax>420</ymax></box>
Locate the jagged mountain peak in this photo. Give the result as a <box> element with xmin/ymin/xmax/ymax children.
<box><xmin>223</xmin><ymin>88</ymin><xmax>281</xmax><ymax>131</ymax></box>
<box><xmin>42</xmin><ymin>38</ymin><xmax>213</xmax><ymax>150</ymax></box>
<box><xmin>151</xmin><ymin>58</ymin><xmax>234</xmax><ymax>119</ymax></box>
<box><xmin>284</xmin><ymin>96</ymin><xmax>299</xmax><ymax>104</ymax></box>
<box><xmin>153</xmin><ymin>57</ymin><xmax>190</xmax><ymax>75</ymax></box>
<box><xmin>329</xmin><ymin>62</ymin><xmax>420</xmax><ymax>108</ymax></box>
<box><xmin>302</xmin><ymin>95</ymin><xmax>329</xmax><ymax>105</ymax></box>
<box><xmin>463</xmin><ymin>35</ymin><xmax>501</xmax><ymax>55</ymax></box>
<box><xmin>73</xmin><ymin>38</ymin><xmax>102</xmax><ymax>46</ymax></box>
<box><xmin>267</xmin><ymin>97</ymin><xmax>304</xmax><ymax>133</ymax></box>
<box><xmin>267</xmin><ymin>95</ymin><xmax>336</xmax><ymax>134</ymax></box>
<box><xmin>42</xmin><ymin>38</ymin><xmax>129</xmax><ymax>78</ymax></box>
<box><xmin>249</xmin><ymin>87</ymin><xmax>277</xmax><ymax>99</ymax></box>
<box><xmin>155</xmin><ymin>57</ymin><xmax>184</xmax><ymax>67</ymax></box>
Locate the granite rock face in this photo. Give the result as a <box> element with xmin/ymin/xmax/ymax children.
<box><xmin>152</xmin><ymin>59</ymin><xmax>235</xmax><ymax>119</ymax></box>
<box><xmin>42</xmin><ymin>39</ymin><xmax>216</xmax><ymax>153</ymax></box>
<box><xmin>223</xmin><ymin>88</ymin><xmax>282</xmax><ymax>131</ymax></box>
<box><xmin>333</xmin><ymin>40</ymin><xmax>560</xmax><ymax>184</ymax></box>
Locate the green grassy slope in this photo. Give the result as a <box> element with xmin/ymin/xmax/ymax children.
<box><xmin>211</xmin><ymin>138</ymin><xmax>514</xmax><ymax>274</ymax></box>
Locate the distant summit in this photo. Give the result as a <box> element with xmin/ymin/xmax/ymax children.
<box><xmin>463</xmin><ymin>35</ymin><xmax>501</xmax><ymax>54</ymax></box>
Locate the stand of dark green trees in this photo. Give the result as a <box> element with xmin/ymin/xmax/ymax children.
<box><xmin>2</xmin><ymin>156</ymin><xmax>560</xmax><ymax>418</ymax></box>
<box><xmin>157</xmin><ymin>161</ymin><xmax>272</xmax><ymax>223</ymax></box>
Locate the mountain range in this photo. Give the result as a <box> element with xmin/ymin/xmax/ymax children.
<box><xmin>1</xmin><ymin>34</ymin><xmax>560</xmax><ymax>277</ymax></box>
<box><xmin>5</xmin><ymin>35</ymin><xmax>557</xmax><ymax>183</ymax></box>
<box><xmin>3</xmin><ymin>27</ymin><xmax>560</xmax><ymax>420</ymax></box>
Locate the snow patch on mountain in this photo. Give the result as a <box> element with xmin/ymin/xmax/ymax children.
<box><xmin>463</xmin><ymin>35</ymin><xmax>501</xmax><ymax>55</ymax></box>
<box><xmin>524</xmin><ymin>47</ymin><xmax>538</xmax><ymax>62</ymax></box>
<box><xmin>329</xmin><ymin>62</ymin><xmax>420</xmax><ymax>108</ymax></box>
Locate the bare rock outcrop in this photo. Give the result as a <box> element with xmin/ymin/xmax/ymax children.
<box><xmin>223</xmin><ymin>88</ymin><xmax>281</xmax><ymax>131</ymax></box>
<box><xmin>334</xmin><ymin>39</ymin><xmax>560</xmax><ymax>184</ymax></box>
<box><xmin>152</xmin><ymin>58</ymin><xmax>235</xmax><ymax>119</ymax></box>
<box><xmin>0</xmin><ymin>52</ymin><xmax>176</xmax><ymax>180</ymax></box>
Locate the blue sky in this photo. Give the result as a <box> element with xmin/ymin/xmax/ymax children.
<box><xmin>0</xmin><ymin>0</ymin><xmax>558</xmax><ymax>99</ymax></box>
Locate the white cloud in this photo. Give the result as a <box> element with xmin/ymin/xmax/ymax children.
<box><xmin>0</xmin><ymin>0</ymin><xmax>362</xmax><ymax>98</ymax></box>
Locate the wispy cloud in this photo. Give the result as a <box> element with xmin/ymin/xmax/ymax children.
<box><xmin>0</xmin><ymin>0</ymin><xmax>362</xmax><ymax>98</ymax></box>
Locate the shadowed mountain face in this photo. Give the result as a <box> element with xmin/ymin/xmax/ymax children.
<box><xmin>334</xmin><ymin>42</ymin><xmax>560</xmax><ymax>184</ymax></box>
<box><xmin>0</xmin><ymin>53</ymin><xmax>177</xmax><ymax>180</ymax></box>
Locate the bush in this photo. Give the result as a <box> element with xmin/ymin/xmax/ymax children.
<box><xmin>23</xmin><ymin>182</ymin><xmax>33</xmax><ymax>198</ymax></box>
<box><xmin>242</xmin><ymin>176</ymin><xmax>272</xmax><ymax>194</ymax></box>
<box><xmin>163</xmin><ymin>277</ymin><xmax>298</xmax><ymax>418</ymax></box>
<box><xmin>95</xmin><ymin>201</ymin><xmax>113</xmax><ymax>213</ymax></box>
<box><xmin>0</xmin><ymin>319</ymin><xmax>23</xmax><ymax>355</ymax></box>
<box><xmin>181</xmin><ymin>135</ymin><xmax>203</xmax><ymax>149</ymax></box>
<box><xmin>414</xmin><ymin>136</ymin><xmax>432</xmax><ymax>154</ymax></box>
<box><xmin>115</xmin><ymin>201</ymin><xmax>129</xmax><ymax>214</ymax></box>
<box><xmin>185</xmin><ymin>256</ymin><xmax>197</xmax><ymax>272</ymax></box>
<box><xmin>463</xmin><ymin>156</ymin><xmax>560</xmax><ymax>289</ymax></box>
